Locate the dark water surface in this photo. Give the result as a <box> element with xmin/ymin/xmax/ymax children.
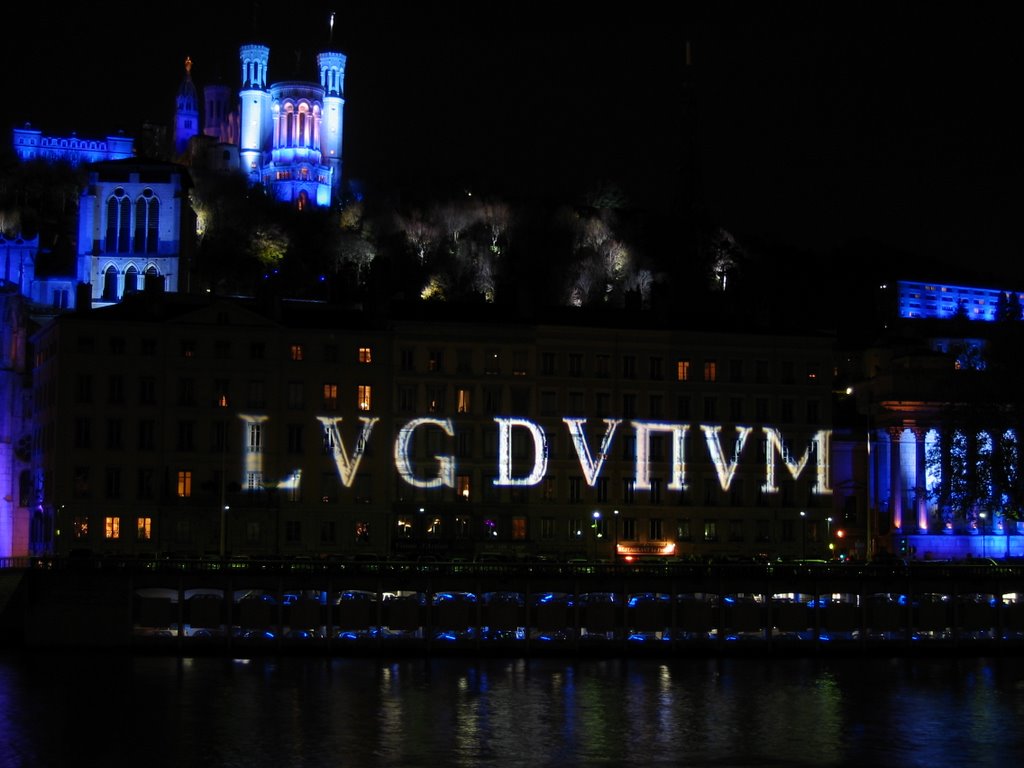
<box><xmin>2</xmin><ymin>651</ymin><xmax>1023</xmax><ymax>767</ymax></box>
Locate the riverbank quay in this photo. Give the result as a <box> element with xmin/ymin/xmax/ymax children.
<box><xmin>2</xmin><ymin>557</ymin><xmax>1023</xmax><ymax>657</ymax></box>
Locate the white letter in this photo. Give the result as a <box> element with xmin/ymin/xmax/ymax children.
<box><xmin>702</xmin><ymin>425</ymin><xmax>752</xmax><ymax>491</ymax></box>
<box><xmin>562</xmin><ymin>417</ymin><xmax>620</xmax><ymax>486</ymax></box>
<box><xmin>393</xmin><ymin>417</ymin><xmax>455</xmax><ymax>489</ymax></box>
<box><xmin>494</xmin><ymin>417</ymin><xmax>548</xmax><ymax>486</ymax></box>
<box><xmin>633</xmin><ymin>421</ymin><xmax>689</xmax><ymax>491</ymax></box>
<box><xmin>316</xmin><ymin>416</ymin><xmax>379</xmax><ymax>487</ymax></box>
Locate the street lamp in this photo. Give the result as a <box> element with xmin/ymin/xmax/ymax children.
<box><xmin>592</xmin><ymin>510</ymin><xmax>602</xmax><ymax>560</ymax></box>
<box><xmin>800</xmin><ymin>511</ymin><xmax>807</xmax><ymax>559</ymax></box>
<box><xmin>826</xmin><ymin>516</ymin><xmax>833</xmax><ymax>559</ymax></box>
<box><xmin>613</xmin><ymin>509</ymin><xmax>620</xmax><ymax>561</ymax></box>
<box><xmin>219</xmin><ymin>504</ymin><xmax>230</xmax><ymax>558</ymax></box>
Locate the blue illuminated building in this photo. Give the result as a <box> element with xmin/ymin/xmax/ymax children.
<box><xmin>896</xmin><ymin>279</ymin><xmax>1024</xmax><ymax>322</ymax></box>
<box><xmin>236</xmin><ymin>44</ymin><xmax>347</xmax><ymax>208</ymax></box>
<box><xmin>12</xmin><ymin>124</ymin><xmax>134</xmax><ymax>166</ymax></box>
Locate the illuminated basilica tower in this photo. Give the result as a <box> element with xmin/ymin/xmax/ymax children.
<box><xmin>238</xmin><ymin>39</ymin><xmax>347</xmax><ymax>208</ymax></box>
<box><xmin>173</xmin><ymin>57</ymin><xmax>200</xmax><ymax>157</ymax></box>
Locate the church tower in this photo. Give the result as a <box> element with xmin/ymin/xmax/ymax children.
<box><xmin>318</xmin><ymin>48</ymin><xmax>347</xmax><ymax>203</ymax></box>
<box><xmin>173</xmin><ymin>57</ymin><xmax>200</xmax><ymax>157</ymax></box>
<box><xmin>238</xmin><ymin>44</ymin><xmax>272</xmax><ymax>186</ymax></box>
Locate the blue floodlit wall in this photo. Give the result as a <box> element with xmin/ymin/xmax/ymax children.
<box><xmin>12</xmin><ymin>126</ymin><xmax>134</xmax><ymax>166</ymax></box>
<box><xmin>897</xmin><ymin>280</ymin><xmax>1023</xmax><ymax>322</ymax></box>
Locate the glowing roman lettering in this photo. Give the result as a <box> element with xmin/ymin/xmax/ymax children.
<box><xmin>562</xmin><ymin>417</ymin><xmax>620</xmax><ymax>486</ymax></box>
<box><xmin>394</xmin><ymin>417</ymin><xmax>455</xmax><ymax>489</ymax></box>
<box><xmin>317</xmin><ymin>416</ymin><xmax>379</xmax><ymax>488</ymax></box>
<box><xmin>702</xmin><ymin>425</ymin><xmax>752</xmax><ymax>491</ymax></box>
<box><xmin>494</xmin><ymin>417</ymin><xmax>548</xmax><ymax>486</ymax></box>
<box><xmin>633</xmin><ymin>421</ymin><xmax>688</xmax><ymax>491</ymax></box>
<box><xmin>761</xmin><ymin>428</ymin><xmax>832</xmax><ymax>494</ymax></box>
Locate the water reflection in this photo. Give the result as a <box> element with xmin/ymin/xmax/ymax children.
<box><xmin>2</xmin><ymin>653</ymin><xmax>1024</xmax><ymax>767</ymax></box>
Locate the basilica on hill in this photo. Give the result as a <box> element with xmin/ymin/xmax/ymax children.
<box><xmin>4</xmin><ymin>34</ymin><xmax>348</xmax><ymax>314</ymax></box>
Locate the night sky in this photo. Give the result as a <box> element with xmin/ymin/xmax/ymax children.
<box><xmin>4</xmin><ymin>2</ymin><xmax>1021</xmax><ymax>283</ymax></box>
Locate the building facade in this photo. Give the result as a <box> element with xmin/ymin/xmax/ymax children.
<box><xmin>30</xmin><ymin>295</ymin><xmax>837</xmax><ymax>562</ymax></box>
<box><xmin>75</xmin><ymin>160</ymin><xmax>196</xmax><ymax>307</ymax></box>
<box><xmin>11</xmin><ymin>125</ymin><xmax>134</xmax><ymax>166</ymax></box>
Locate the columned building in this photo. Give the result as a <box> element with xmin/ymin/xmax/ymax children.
<box><xmin>854</xmin><ymin>279</ymin><xmax>1024</xmax><ymax>560</ymax></box>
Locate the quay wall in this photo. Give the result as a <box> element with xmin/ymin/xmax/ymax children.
<box><xmin>2</xmin><ymin>559</ymin><xmax>1024</xmax><ymax>656</ymax></box>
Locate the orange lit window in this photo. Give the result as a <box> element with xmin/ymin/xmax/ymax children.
<box><xmin>511</xmin><ymin>516</ymin><xmax>527</xmax><ymax>540</ymax></box>
<box><xmin>323</xmin><ymin>383</ymin><xmax>338</xmax><ymax>409</ymax></box>
<box><xmin>137</xmin><ymin>517</ymin><xmax>152</xmax><ymax>540</ymax></box>
<box><xmin>358</xmin><ymin>347</ymin><xmax>372</xmax><ymax>363</ymax></box>
<box><xmin>677</xmin><ymin>360</ymin><xmax>690</xmax><ymax>381</ymax></box>
<box><xmin>704</xmin><ymin>361</ymin><xmax>717</xmax><ymax>382</ymax></box>
<box><xmin>177</xmin><ymin>470</ymin><xmax>192</xmax><ymax>497</ymax></box>
<box><xmin>290</xmin><ymin>344</ymin><xmax>304</xmax><ymax>361</ymax></box>
<box><xmin>357</xmin><ymin>385</ymin><xmax>372</xmax><ymax>411</ymax></box>
<box><xmin>457</xmin><ymin>388</ymin><xmax>471</xmax><ymax>413</ymax></box>
<box><xmin>457</xmin><ymin>475</ymin><xmax>471</xmax><ymax>501</ymax></box>
<box><xmin>73</xmin><ymin>516</ymin><xmax>89</xmax><ymax>539</ymax></box>
<box><xmin>104</xmin><ymin>517</ymin><xmax>120</xmax><ymax>539</ymax></box>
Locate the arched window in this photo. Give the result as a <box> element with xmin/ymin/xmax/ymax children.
<box><xmin>124</xmin><ymin>265</ymin><xmax>139</xmax><ymax>294</ymax></box>
<box><xmin>102</xmin><ymin>265</ymin><xmax>119</xmax><ymax>301</ymax></box>
<box><xmin>118</xmin><ymin>197</ymin><xmax>130</xmax><ymax>253</ymax></box>
<box><xmin>105</xmin><ymin>197</ymin><xmax>119</xmax><ymax>252</ymax></box>
<box><xmin>147</xmin><ymin>197</ymin><xmax>159</xmax><ymax>254</ymax></box>
<box><xmin>132</xmin><ymin>190</ymin><xmax>160</xmax><ymax>254</ymax></box>
<box><xmin>133</xmin><ymin>198</ymin><xmax>147</xmax><ymax>253</ymax></box>
<box><xmin>105</xmin><ymin>189</ymin><xmax>130</xmax><ymax>253</ymax></box>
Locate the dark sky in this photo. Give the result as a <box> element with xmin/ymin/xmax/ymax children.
<box><xmin>4</xmin><ymin>2</ymin><xmax>1021</xmax><ymax>281</ymax></box>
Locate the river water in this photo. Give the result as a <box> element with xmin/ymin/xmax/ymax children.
<box><xmin>2</xmin><ymin>651</ymin><xmax>1023</xmax><ymax>767</ymax></box>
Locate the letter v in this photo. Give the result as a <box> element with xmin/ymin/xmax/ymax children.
<box><xmin>316</xmin><ymin>416</ymin><xmax>378</xmax><ymax>487</ymax></box>
<box><xmin>563</xmin><ymin>418</ymin><xmax>621</xmax><ymax>486</ymax></box>
<box><xmin>702</xmin><ymin>425</ymin><xmax>752</xmax><ymax>491</ymax></box>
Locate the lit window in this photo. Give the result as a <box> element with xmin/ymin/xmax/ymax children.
<box><xmin>358</xmin><ymin>385</ymin><xmax>372</xmax><ymax>411</ymax></box>
<box><xmin>358</xmin><ymin>347</ymin><xmax>372</xmax><ymax>363</ymax></box>
<box><xmin>703</xmin><ymin>520</ymin><xmax>717</xmax><ymax>541</ymax></box>
<box><xmin>457</xmin><ymin>474</ymin><xmax>471</xmax><ymax>501</ymax></box>
<box><xmin>177</xmin><ymin>470</ymin><xmax>192</xmax><ymax>497</ymax></box>
<box><xmin>104</xmin><ymin>517</ymin><xmax>120</xmax><ymax>539</ymax></box>
<box><xmin>137</xmin><ymin>517</ymin><xmax>152</xmax><ymax>540</ymax></box>
<box><xmin>248</xmin><ymin>423</ymin><xmax>262</xmax><ymax>453</ymax></box>
<box><xmin>215</xmin><ymin>378</ymin><xmax>229</xmax><ymax>407</ymax></box>
<box><xmin>457</xmin><ymin>388</ymin><xmax>471</xmax><ymax>413</ymax></box>
<box><xmin>704</xmin><ymin>361</ymin><xmax>717</xmax><ymax>382</ymax></box>
<box><xmin>73</xmin><ymin>516</ymin><xmax>89</xmax><ymax>539</ymax></box>
<box><xmin>290</xmin><ymin>344</ymin><xmax>304</xmax><ymax>361</ymax></box>
<box><xmin>323</xmin><ymin>383</ymin><xmax>338</xmax><ymax>409</ymax></box>
<box><xmin>677</xmin><ymin>359</ymin><xmax>690</xmax><ymax>381</ymax></box>
<box><xmin>512</xmin><ymin>516</ymin><xmax>527</xmax><ymax>540</ymax></box>
<box><xmin>428</xmin><ymin>349</ymin><xmax>443</xmax><ymax>372</ymax></box>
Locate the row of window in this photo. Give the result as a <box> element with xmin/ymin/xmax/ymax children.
<box><xmin>104</xmin><ymin>191</ymin><xmax>160</xmax><ymax>256</ymax></box>
<box><xmin>69</xmin><ymin>513</ymin><xmax>829</xmax><ymax>547</ymax></box>
<box><xmin>65</xmin><ymin>334</ymin><xmax>824</xmax><ymax>386</ymax></box>
<box><xmin>70</xmin><ymin>465</ymin><xmax>817</xmax><ymax>509</ymax></box>
<box><xmin>65</xmin><ymin>378</ymin><xmax>377</xmax><ymax>412</ymax></box>
<box><xmin>65</xmin><ymin>414</ymin><xmax>817</xmax><ymax>465</ymax></box>
<box><xmin>64</xmin><ymin>374</ymin><xmax>822</xmax><ymax>425</ymax></box>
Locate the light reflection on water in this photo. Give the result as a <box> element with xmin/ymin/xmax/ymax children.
<box><xmin>2</xmin><ymin>653</ymin><xmax>1024</xmax><ymax>767</ymax></box>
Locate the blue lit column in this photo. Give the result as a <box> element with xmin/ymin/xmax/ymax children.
<box><xmin>914</xmin><ymin>427</ymin><xmax>928</xmax><ymax>532</ymax></box>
